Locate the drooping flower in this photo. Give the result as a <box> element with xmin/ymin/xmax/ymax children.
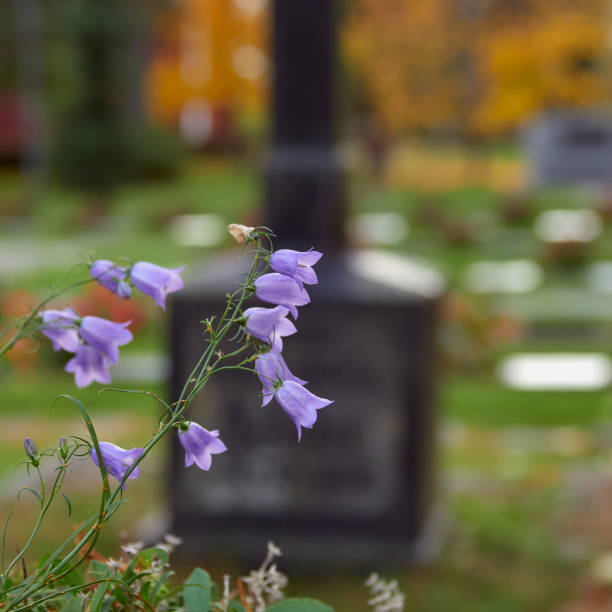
<box><xmin>40</xmin><ymin>308</ymin><xmax>80</xmax><ymax>353</ymax></box>
<box><xmin>256</xmin><ymin>350</ymin><xmax>307</xmax><ymax>407</ymax></box>
<box><xmin>255</xmin><ymin>273</ymin><xmax>310</xmax><ymax>319</ymax></box>
<box><xmin>78</xmin><ymin>316</ymin><xmax>132</xmax><ymax>363</ymax></box>
<box><xmin>90</xmin><ymin>441</ymin><xmax>144</xmax><ymax>487</ymax></box>
<box><xmin>274</xmin><ymin>380</ymin><xmax>332</xmax><ymax>441</ymax></box>
<box><xmin>178</xmin><ymin>422</ymin><xmax>227</xmax><ymax>471</ymax></box>
<box><xmin>90</xmin><ymin>260</ymin><xmax>131</xmax><ymax>298</ymax></box>
<box><xmin>270</xmin><ymin>249</ymin><xmax>322</xmax><ymax>287</ymax></box>
<box><xmin>243</xmin><ymin>305</ymin><xmax>297</xmax><ymax>352</ymax></box>
<box><xmin>130</xmin><ymin>262</ymin><xmax>184</xmax><ymax>310</ymax></box>
<box><xmin>65</xmin><ymin>345</ymin><xmax>112</xmax><ymax>388</ymax></box>
<box><xmin>228</xmin><ymin>223</ymin><xmax>255</xmax><ymax>244</ymax></box>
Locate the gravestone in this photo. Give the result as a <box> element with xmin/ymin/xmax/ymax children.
<box><xmin>524</xmin><ymin>111</ymin><xmax>612</xmax><ymax>186</ymax></box>
<box><xmin>169</xmin><ymin>0</ymin><xmax>445</xmax><ymax>566</ymax></box>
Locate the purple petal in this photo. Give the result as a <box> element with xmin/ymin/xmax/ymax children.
<box><xmin>178</xmin><ymin>422</ymin><xmax>227</xmax><ymax>472</ymax></box>
<box><xmin>91</xmin><ymin>260</ymin><xmax>129</xmax><ymax>297</ymax></box>
<box><xmin>130</xmin><ymin>262</ymin><xmax>184</xmax><ymax>309</ymax></box>
<box><xmin>90</xmin><ymin>441</ymin><xmax>143</xmax><ymax>486</ymax></box>
<box><xmin>65</xmin><ymin>345</ymin><xmax>111</xmax><ymax>388</ymax></box>
<box><xmin>79</xmin><ymin>316</ymin><xmax>132</xmax><ymax>363</ymax></box>
<box><xmin>298</xmin><ymin>250</ymin><xmax>322</xmax><ymax>266</ymax></box>
<box><xmin>270</xmin><ymin>250</ymin><xmax>299</xmax><ymax>277</ymax></box>
<box><xmin>40</xmin><ymin>308</ymin><xmax>81</xmax><ymax>353</ymax></box>
<box><xmin>255</xmin><ymin>274</ymin><xmax>310</xmax><ymax>312</ymax></box>
<box><xmin>256</xmin><ymin>351</ymin><xmax>307</xmax><ymax>407</ymax></box>
<box><xmin>274</xmin><ymin>380</ymin><xmax>332</xmax><ymax>441</ymax></box>
<box><xmin>243</xmin><ymin>305</ymin><xmax>296</xmax><ymax>350</ymax></box>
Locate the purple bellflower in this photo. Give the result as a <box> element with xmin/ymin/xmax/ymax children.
<box><xmin>65</xmin><ymin>345</ymin><xmax>112</xmax><ymax>388</ymax></box>
<box><xmin>90</xmin><ymin>441</ymin><xmax>144</xmax><ymax>487</ymax></box>
<box><xmin>274</xmin><ymin>380</ymin><xmax>332</xmax><ymax>441</ymax></box>
<box><xmin>270</xmin><ymin>249</ymin><xmax>322</xmax><ymax>287</ymax></box>
<box><xmin>178</xmin><ymin>422</ymin><xmax>227</xmax><ymax>471</ymax></box>
<box><xmin>91</xmin><ymin>260</ymin><xmax>131</xmax><ymax>298</ymax></box>
<box><xmin>40</xmin><ymin>308</ymin><xmax>80</xmax><ymax>353</ymax></box>
<box><xmin>243</xmin><ymin>305</ymin><xmax>297</xmax><ymax>351</ymax></box>
<box><xmin>78</xmin><ymin>316</ymin><xmax>133</xmax><ymax>363</ymax></box>
<box><xmin>130</xmin><ymin>262</ymin><xmax>184</xmax><ymax>310</ymax></box>
<box><xmin>255</xmin><ymin>273</ymin><xmax>310</xmax><ymax>319</ymax></box>
<box><xmin>256</xmin><ymin>350</ymin><xmax>307</xmax><ymax>407</ymax></box>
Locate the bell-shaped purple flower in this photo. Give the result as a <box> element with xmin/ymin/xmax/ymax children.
<box><xmin>78</xmin><ymin>316</ymin><xmax>132</xmax><ymax>363</ymax></box>
<box><xmin>243</xmin><ymin>305</ymin><xmax>297</xmax><ymax>351</ymax></box>
<box><xmin>91</xmin><ymin>260</ymin><xmax>131</xmax><ymax>298</ymax></box>
<box><xmin>178</xmin><ymin>422</ymin><xmax>227</xmax><ymax>471</ymax></box>
<box><xmin>270</xmin><ymin>249</ymin><xmax>322</xmax><ymax>287</ymax></box>
<box><xmin>274</xmin><ymin>380</ymin><xmax>332</xmax><ymax>441</ymax></box>
<box><xmin>256</xmin><ymin>350</ymin><xmax>307</xmax><ymax>407</ymax></box>
<box><xmin>255</xmin><ymin>273</ymin><xmax>310</xmax><ymax>319</ymax></box>
<box><xmin>65</xmin><ymin>345</ymin><xmax>112</xmax><ymax>388</ymax></box>
<box><xmin>90</xmin><ymin>441</ymin><xmax>144</xmax><ymax>487</ymax></box>
<box><xmin>130</xmin><ymin>262</ymin><xmax>184</xmax><ymax>310</ymax></box>
<box><xmin>40</xmin><ymin>308</ymin><xmax>80</xmax><ymax>353</ymax></box>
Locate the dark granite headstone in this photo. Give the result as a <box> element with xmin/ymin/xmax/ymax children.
<box><xmin>524</xmin><ymin>111</ymin><xmax>612</xmax><ymax>186</ymax></box>
<box><xmin>169</xmin><ymin>251</ymin><xmax>444</xmax><ymax>566</ymax></box>
<box><xmin>168</xmin><ymin>0</ymin><xmax>445</xmax><ymax>566</ymax></box>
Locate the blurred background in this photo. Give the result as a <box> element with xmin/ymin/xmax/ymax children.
<box><xmin>5</xmin><ymin>0</ymin><xmax>612</xmax><ymax>609</ymax></box>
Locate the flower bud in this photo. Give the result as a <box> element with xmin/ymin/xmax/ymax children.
<box><xmin>227</xmin><ymin>224</ymin><xmax>255</xmax><ymax>244</ymax></box>
<box><xmin>59</xmin><ymin>437</ymin><xmax>69</xmax><ymax>459</ymax></box>
<box><xmin>24</xmin><ymin>437</ymin><xmax>39</xmax><ymax>466</ymax></box>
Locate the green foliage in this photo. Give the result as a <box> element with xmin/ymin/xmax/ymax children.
<box><xmin>183</xmin><ymin>567</ymin><xmax>212</xmax><ymax>612</ymax></box>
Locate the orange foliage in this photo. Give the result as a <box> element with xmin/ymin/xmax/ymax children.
<box><xmin>146</xmin><ymin>0</ymin><xmax>268</xmax><ymax>127</ymax></box>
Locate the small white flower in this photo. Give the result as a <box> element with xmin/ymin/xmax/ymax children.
<box><xmin>121</xmin><ymin>541</ymin><xmax>143</xmax><ymax>557</ymax></box>
<box><xmin>164</xmin><ymin>533</ymin><xmax>183</xmax><ymax>547</ymax></box>
<box><xmin>366</xmin><ymin>572</ymin><xmax>405</xmax><ymax>612</ymax></box>
<box><xmin>241</xmin><ymin>541</ymin><xmax>287</xmax><ymax>612</ymax></box>
<box><xmin>106</xmin><ymin>557</ymin><xmax>122</xmax><ymax>570</ymax></box>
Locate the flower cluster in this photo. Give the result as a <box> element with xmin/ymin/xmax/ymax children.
<box><xmin>245</xmin><ymin>248</ymin><xmax>333</xmax><ymax>440</ymax></box>
<box><xmin>91</xmin><ymin>260</ymin><xmax>184</xmax><ymax>310</ymax></box>
<box><xmin>40</xmin><ymin>308</ymin><xmax>133</xmax><ymax>388</ymax></box>
<box><xmin>365</xmin><ymin>573</ymin><xmax>405</xmax><ymax>612</ymax></box>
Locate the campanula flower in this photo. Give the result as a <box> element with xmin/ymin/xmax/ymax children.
<box><xmin>90</xmin><ymin>441</ymin><xmax>144</xmax><ymax>487</ymax></box>
<box><xmin>178</xmin><ymin>422</ymin><xmax>227</xmax><ymax>471</ymax></box>
<box><xmin>90</xmin><ymin>260</ymin><xmax>131</xmax><ymax>298</ymax></box>
<box><xmin>24</xmin><ymin>437</ymin><xmax>38</xmax><ymax>461</ymax></box>
<box><xmin>274</xmin><ymin>380</ymin><xmax>332</xmax><ymax>441</ymax></box>
<box><xmin>255</xmin><ymin>273</ymin><xmax>310</xmax><ymax>319</ymax></box>
<box><xmin>78</xmin><ymin>316</ymin><xmax>132</xmax><ymax>363</ymax></box>
<box><xmin>243</xmin><ymin>305</ymin><xmax>297</xmax><ymax>351</ymax></box>
<box><xmin>40</xmin><ymin>308</ymin><xmax>80</xmax><ymax>353</ymax></box>
<box><xmin>270</xmin><ymin>249</ymin><xmax>322</xmax><ymax>287</ymax></box>
<box><xmin>256</xmin><ymin>350</ymin><xmax>307</xmax><ymax>407</ymax></box>
<box><xmin>65</xmin><ymin>345</ymin><xmax>112</xmax><ymax>388</ymax></box>
<box><xmin>130</xmin><ymin>262</ymin><xmax>184</xmax><ymax>310</ymax></box>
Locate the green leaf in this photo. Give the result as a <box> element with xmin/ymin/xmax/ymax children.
<box><xmin>60</xmin><ymin>493</ymin><xmax>72</xmax><ymax>517</ymax></box>
<box><xmin>138</xmin><ymin>546</ymin><xmax>169</xmax><ymax>568</ymax></box>
<box><xmin>266</xmin><ymin>599</ymin><xmax>335</xmax><ymax>612</ymax></box>
<box><xmin>90</xmin><ymin>580</ymin><xmax>109</xmax><ymax>612</ymax></box>
<box><xmin>89</xmin><ymin>559</ymin><xmax>109</xmax><ymax>579</ymax></box>
<box><xmin>183</xmin><ymin>567</ymin><xmax>211</xmax><ymax>612</ymax></box>
<box><xmin>59</xmin><ymin>596</ymin><xmax>82</xmax><ymax>612</ymax></box>
<box><xmin>228</xmin><ymin>599</ymin><xmax>246</xmax><ymax>612</ymax></box>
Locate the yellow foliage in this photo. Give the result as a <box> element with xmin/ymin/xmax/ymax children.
<box><xmin>344</xmin><ymin>0</ymin><xmax>610</xmax><ymax>137</ymax></box>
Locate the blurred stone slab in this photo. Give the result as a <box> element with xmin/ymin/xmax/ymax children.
<box><xmin>525</xmin><ymin>111</ymin><xmax>612</xmax><ymax>186</ymax></box>
<box><xmin>464</xmin><ymin>259</ymin><xmax>542</xmax><ymax>294</ymax></box>
<box><xmin>498</xmin><ymin>353</ymin><xmax>612</xmax><ymax>391</ymax></box>
<box><xmin>169</xmin><ymin>250</ymin><xmax>445</xmax><ymax>567</ymax></box>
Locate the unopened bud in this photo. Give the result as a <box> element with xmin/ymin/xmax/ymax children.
<box><xmin>24</xmin><ymin>437</ymin><xmax>39</xmax><ymax>466</ymax></box>
<box><xmin>227</xmin><ymin>224</ymin><xmax>255</xmax><ymax>244</ymax></box>
<box><xmin>59</xmin><ymin>437</ymin><xmax>68</xmax><ymax>459</ymax></box>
